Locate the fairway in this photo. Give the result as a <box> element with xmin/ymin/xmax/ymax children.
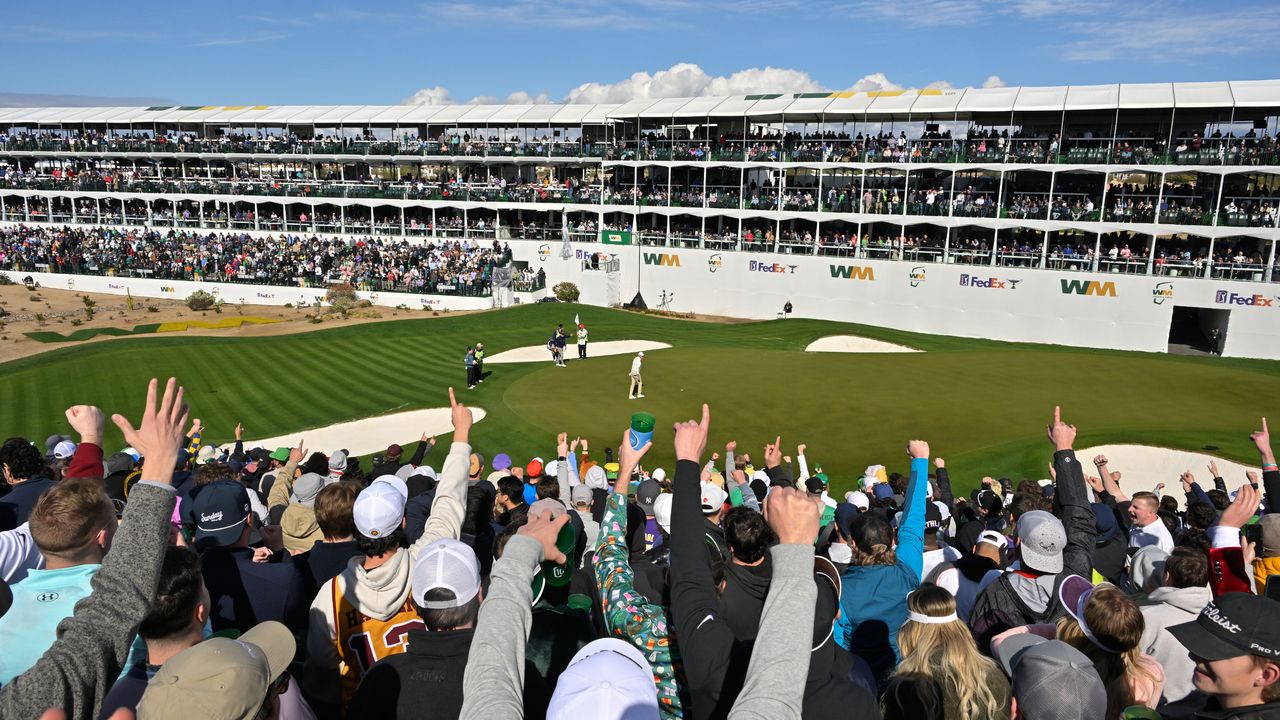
<box><xmin>3</xmin><ymin>303</ymin><xmax>1277</xmax><ymax>496</ymax></box>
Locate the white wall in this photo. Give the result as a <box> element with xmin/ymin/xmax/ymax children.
<box><xmin>5</xmin><ymin>271</ymin><xmax>545</xmax><ymax>312</ymax></box>
<box><xmin>514</xmin><ymin>242</ymin><xmax>1280</xmax><ymax>360</ymax></box>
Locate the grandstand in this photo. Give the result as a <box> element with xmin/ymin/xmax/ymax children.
<box><xmin>1</xmin><ymin>80</ymin><xmax>1279</xmax><ymax>357</ymax></box>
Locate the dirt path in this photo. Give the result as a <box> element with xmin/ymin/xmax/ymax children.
<box><xmin>0</xmin><ymin>283</ymin><xmax>471</xmax><ymax>364</ymax></box>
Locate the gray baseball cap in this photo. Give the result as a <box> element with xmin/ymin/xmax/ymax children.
<box><xmin>1016</xmin><ymin>510</ymin><xmax>1067</xmax><ymax>574</ymax></box>
<box><xmin>994</xmin><ymin>635</ymin><xmax>1106</xmax><ymax>720</ymax></box>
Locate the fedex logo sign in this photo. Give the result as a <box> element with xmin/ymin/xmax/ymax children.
<box><xmin>1215</xmin><ymin>290</ymin><xmax>1275</xmax><ymax>307</ymax></box>
<box><xmin>960</xmin><ymin>274</ymin><xmax>1020</xmax><ymax>289</ymax></box>
<box><xmin>752</xmin><ymin>261</ymin><xmax>797</xmax><ymax>274</ymax></box>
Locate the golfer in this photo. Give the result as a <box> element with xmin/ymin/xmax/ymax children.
<box><xmin>629</xmin><ymin>351</ymin><xmax>645</xmax><ymax>399</ymax></box>
<box><xmin>475</xmin><ymin>342</ymin><xmax>485</xmax><ymax>383</ymax></box>
<box><xmin>577</xmin><ymin>323</ymin><xmax>589</xmax><ymax>359</ymax></box>
<box><xmin>464</xmin><ymin>346</ymin><xmax>478</xmax><ymax>389</ymax></box>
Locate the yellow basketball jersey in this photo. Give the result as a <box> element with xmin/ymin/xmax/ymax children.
<box><xmin>331</xmin><ymin>578</ymin><xmax>425</xmax><ymax>708</ymax></box>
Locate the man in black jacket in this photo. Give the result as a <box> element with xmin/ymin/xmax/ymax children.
<box><xmin>969</xmin><ymin>406</ymin><xmax>1096</xmax><ymax>653</ymax></box>
<box><xmin>348</xmin><ymin>538</ymin><xmax>482</xmax><ymax>720</ymax></box>
<box><xmin>668</xmin><ymin>408</ymin><xmax>879</xmax><ymax>720</ymax></box>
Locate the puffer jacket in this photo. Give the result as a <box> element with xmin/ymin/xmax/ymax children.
<box><xmin>1253</xmin><ymin>556</ymin><xmax>1280</xmax><ymax>593</ymax></box>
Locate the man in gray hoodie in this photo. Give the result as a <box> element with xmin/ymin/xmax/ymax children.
<box><xmin>1139</xmin><ymin>545</ymin><xmax>1212</xmax><ymax>705</ymax></box>
<box><xmin>0</xmin><ymin>379</ymin><xmax>187</xmax><ymax>720</ymax></box>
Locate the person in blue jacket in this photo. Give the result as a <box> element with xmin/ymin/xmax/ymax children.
<box><xmin>835</xmin><ymin>439</ymin><xmax>929</xmax><ymax>690</ymax></box>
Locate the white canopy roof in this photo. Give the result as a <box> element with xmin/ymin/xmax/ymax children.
<box><xmin>3</xmin><ymin>79</ymin><xmax>1276</xmax><ymax>128</ymax></box>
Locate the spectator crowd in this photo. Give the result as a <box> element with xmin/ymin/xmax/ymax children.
<box><xmin>0</xmin><ymin>225</ymin><xmax>520</xmax><ymax>294</ymax></box>
<box><xmin>1</xmin><ymin>379</ymin><xmax>1280</xmax><ymax>720</ymax></box>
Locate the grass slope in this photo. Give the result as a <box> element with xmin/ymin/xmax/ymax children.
<box><xmin>2</xmin><ymin>304</ymin><xmax>1277</xmax><ymax>496</ymax></box>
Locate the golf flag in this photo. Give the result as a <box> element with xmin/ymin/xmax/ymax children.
<box><xmin>574</xmin><ymin>313</ymin><xmax>580</xmax><ymax>326</ymax></box>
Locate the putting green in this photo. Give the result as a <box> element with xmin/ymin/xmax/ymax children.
<box><xmin>2</xmin><ymin>303</ymin><xmax>1277</xmax><ymax>497</ymax></box>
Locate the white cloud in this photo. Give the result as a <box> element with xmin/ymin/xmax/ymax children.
<box><xmin>401</xmin><ymin>64</ymin><xmax>1006</xmax><ymax>106</ymax></box>
<box><xmin>402</xmin><ymin>86</ymin><xmax>454</xmax><ymax>106</ymax></box>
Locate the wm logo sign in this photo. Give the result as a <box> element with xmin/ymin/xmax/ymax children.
<box><xmin>1060</xmin><ymin>279</ymin><xmax>1116</xmax><ymax>297</ymax></box>
<box><xmin>643</xmin><ymin>252</ymin><xmax>681</xmax><ymax>267</ymax></box>
<box><xmin>829</xmin><ymin>265</ymin><xmax>875</xmax><ymax>281</ymax></box>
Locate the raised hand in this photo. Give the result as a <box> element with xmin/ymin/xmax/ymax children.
<box><xmin>1154</xmin><ymin>482</ymin><xmax>1166</xmax><ymax>495</ymax></box>
<box><xmin>907</xmin><ymin>440</ymin><xmax>930</xmax><ymax>460</ymax></box>
<box><xmin>1093</xmin><ymin>455</ymin><xmax>1108</xmax><ymax>468</ymax></box>
<box><xmin>1047</xmin><ymin>406</ymin><xmax>1076</xmax><ymax>451</ymax></box>
<box><xmin>571</xmin><ymin>436</ymin><xmax>581</xmax><ymax>453</ymax></box>
<box><xmin>1219</xmin><ymin>482</ymin><xmax>1261</xmax><ymax>529</ymax></box>
<box><xmin>797</xmin><ymin>443</ymin><xmax>807</xmax><ymax>456</ymax></box>
<box><xmin>1048</xmin><ymin>462</ymin><xmax>1057</xmax><ymax>481</ymax></box>
<box><xmin>764</xmin><ymin>487</ymin><xmax>822</xmax><ymax>545</ymax></box>
<box><xmin>672</xmin><ymin>404</ymin><xmax>710</xmax><ymax>463</ymax></box>
<box><xmin>1085</xmin><ymin>475</ymin><xmax>1104</xmax><ymax>493</ymax></box>
<box><xmin>65</xmin><ymin>405</ymin><xmax>105</xmax><ymax>445</ymax></box>
<box><xmin>1181</xmin><ymin>470</ymin><xmax>1194</xmax><ymax>493</ymax></box>
<box><xmin>1208</xmin><ymin>460</ymin><xmax>1221</xmax><ymax>478</ymax></box>
<box><xmin>421</xmin><ymin>433</ymin><xmax>435</xmax><ymax>444</ymax></box>
<box><xmin>763</xmin><ymin>436</ymin><xmax>782</xmax><ymax>469</ymax></box>
<box><xmin>1247</xmin><ymin>470</ymin><xmax>1260</xmax><ymax>488</ymax></box>
<box><xmin>726</xmin><ymin>440</ymin><xmax>737</xmax><ymax>453</ymax></box>
<box><xmin>449</xmin><ymin>387</ymin><xmax>473</xmax><ymax>442</ymax></box>
<box><xmin>288</xmin><ymin>439</ymin><xmax>306</xmax><ymax>465</ymax></box>
<box><xmin>110</xmin><ymin>377</ymin><xmax>188</xmax><ymax>484</ymax></box>
<box><xmin>519</xmin><ymin>509</ymin><xmax>570</xmax><ymax>563</ymax></box>
<box><xmin>620</xmin><ymin>428</ymin><xmax>652</xmax><ymax>473</ymax></box>
<box><xmin>234</xmin><ymin>422</ymin><xmax>244</xmax><ymax>441</ymax></box>
<box><xmin>936</xmin><ymin>457</ymin><xmax>946</xmax><ymax>469</ymax></box>
<box><xmin>1252</xmin><ymin>418</ymin><xmax>1275</xmax><ymax>465</ymax></box>
<box><xmin>557</xmin><ymin>432</ymin><xmax>569</xmax><ymax>458</ymax></box>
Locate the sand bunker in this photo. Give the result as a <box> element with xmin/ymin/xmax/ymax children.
<box><xmin>485</xmin><ymin>340</ymin><xmax>671</xmax><ymax>364</ymax></box>
<box><xmin>227</xmin><ymin>407</ymin><xmax>487</xmax><ymax>458</ymax></box>
<box><xmin>1077</xmin><ymin>444</ymin><xmax>1258</xmax><ymax>508</ymax></box>
<box><xmin>805</xmin><ymin>335</ymin><xmax>922</xmax><ymax>353</ymax></box>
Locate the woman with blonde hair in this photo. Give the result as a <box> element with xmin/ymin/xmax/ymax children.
<box><xmin>1056</xmin><ymin>577</ymin><xmax>1164</xmax><ymax>718</ymax></box>
<box><xmin>883</xmin><ymin>584</ymin><xmax>1010</xmax><ymax>720</ymax></box>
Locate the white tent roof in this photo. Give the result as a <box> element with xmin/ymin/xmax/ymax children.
<box><xmin>1173</xmin><ymin>82</ymin><xmax>1235</xmax><ymax>108</ymax></box>
<box><xmin>1230</xmin><ymin>79</ymin><xmax>1280</xmax><ymax>107</ymax></box>
<box><xmin>3</xmin><ymin>79</ymin><xmax>1277</xmax><ymax>129</ymax></box>
<box><xmin>1118</xmin><ymin>83</ymin><xmax>1175</xmax><ymax>109</ymax></box>
<box><xmin>672</xmin><ymin>96</ymin><xmax>726</xmax><ymax>117</ymax></box>
<box><xmin>638</xmin><ymin>97</ymin><xmax>694</xmax><ymax>118</ymax></box>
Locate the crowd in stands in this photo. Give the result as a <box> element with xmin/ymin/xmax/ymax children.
<box><xmin>5</xmin><ymin>124</ymin><xmax>1280</xmax><ymax>166</ymax></box>
<box><xmin>0</xmin><ymin>225</ymin><xmax>524</xmax><ymax>294</ymax></box>
<box><xmin>4</xmin><ymin>382</ymin><xmax>1280</xmax><ymax>720</ymax></box>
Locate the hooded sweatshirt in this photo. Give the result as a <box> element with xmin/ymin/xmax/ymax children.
<box><xmin>303</xmin><ymin>440</ymin><xmax>471</xmax><ymax>710</ymax></box>
<box><xmin>1140</xmin><ymin>584</ymin><xmax>1212</xmax><ymax>704</ymax></box>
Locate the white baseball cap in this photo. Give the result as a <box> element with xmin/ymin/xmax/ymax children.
<box><xmin>652</xmin><ymin>493</ymin><xmax>673</xmax><ymax>534</ymax></box>
<box><xmin>651</xmin><ymin>468</ymin><xmax>667</xmax><ymax>482</ymax></box>
<box><xmin>846</xmin><ymin>491</ymin><xmax>870</xmax><ymax>511</ymax></box>
<box><xmin>53</xmin><ymin>440</ymin><xmax>78</xmax><ymax>460</ymax></box>
<box><xmin>637</xmin><ymin>351</ymin><xmax>645</xmax><ymax>357</ymax></box>
<box><xmin>978</xmin><ymin>530</ymin><xmax>1009</xmax><ymax>550</ymax></box>
<box><xmin>411</xmin><ymin>539</ymin><xmax>482</xmax><ymax>609</ymax></box>
<box><xmin>547</xmin><ymin>638</ymin><xmax>659</xmax><ymax>720</ymax></box>
<box><xmin>354</xmin><ymin>482</ymin><xmax>405</xmax><ymax>539</ymax></box>
<box><xmin>700</xmin><ymin>482</ymin><xmax>727</xmax><ymax>514</ymax></box>
<box><xmin>933</xmin><ymin>500</ymin><xmax>952</xmax><ymax>522</ymax></box>
<box><xmin>371</xmin><ymin>474</ymin><xmax>409</xmax><ymax>503</ymax></box>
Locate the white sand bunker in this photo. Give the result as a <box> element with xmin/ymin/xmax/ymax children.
<box><xmin>227</xmin><ymin>407</ymin><xmax>486</xmax><ymax>458</ymax></box>
<box><xmin>805</xmin><ymin>335</ymin><xmax>922</xmax><ymax>354</ymax></box>
<box><xmin>1078</xmin><ymin>444</ymin><xmax>1257</xmax><ymax>508</ymax></box>
<box><xmin>485</xmin><ymin>340</ymin><xmax>671</xmax><ymax>364</ymax></box>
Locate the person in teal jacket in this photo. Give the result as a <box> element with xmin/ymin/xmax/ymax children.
<box><xmin>0</xmin><ymin>476</ymin><xmax>118</xmax><ymax>685</ymax></box>
<box><xmin>834</xmin><ymin>440</ymin><xmax>929</xmax><ymax>690</ymax></box>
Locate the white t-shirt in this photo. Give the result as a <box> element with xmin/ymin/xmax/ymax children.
<box><xmin>630</xmin><ymin>357</ymin><xmax>642</xmax><ymax>375</ymax></box>
<box><xmin>1129</xmin><ymin>519</ymin><xmax>1174</xmax><ymax>552</ymax></box>
<box><xmin>921</xmin><ymin>544</ymin><xmax>962</xmax><ymax>585</ymax></box>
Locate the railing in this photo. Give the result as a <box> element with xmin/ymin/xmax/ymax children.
<box><xmin>4</xmin><ymin>134</ymin><xmax>1279</xmax><ymax>167</ymax></box>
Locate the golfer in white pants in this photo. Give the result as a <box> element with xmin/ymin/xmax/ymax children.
<box><xmin>629</xmin><ymin>352</ymin><xmax>645</xmax><ymax>399</ymax></box>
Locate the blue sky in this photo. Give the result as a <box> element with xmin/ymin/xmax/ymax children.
<box><xmin>2</xmin><ymin>0</ymin><xmax>1277</xmax><ymax>107</ymax></box>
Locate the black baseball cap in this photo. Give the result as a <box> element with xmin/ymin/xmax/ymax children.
<box><xmin>924</xmin><ymin>502</ymin><xmax>943</xmax><ymax>532</ymax></box>
<box><xmin>805</xmin><ymin>476</ymin><xmax>826</xmax><ymax>495</ymax></box>
<box><xmin>1169</xmin><ymin>592</ymin><xmax>1280</xmax><ymax>661</ymax></box>
<box><xmin>193</xmin><ymin>480</ymin><xmax>252</xmax><ymax>549</ymax></box>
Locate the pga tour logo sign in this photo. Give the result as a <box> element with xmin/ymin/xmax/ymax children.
<box><xmin>1216</xmin><ymin>290</ymin><xmax>1276</xmax><ymax>307</ymax></box>
<box><xmin>959</xmin><ymin>274</ymin><xmax>1020</xmax><ymax>289</ymax></box>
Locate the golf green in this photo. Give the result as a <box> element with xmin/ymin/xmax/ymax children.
<box><xmin>2</xmin><ymin>303</ymin><xmax>1277</xmax><ymax>497</ymax></box>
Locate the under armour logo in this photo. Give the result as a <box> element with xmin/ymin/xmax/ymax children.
<box><xmin>37</xmin><ymin>592</ymin><xmax>59</xmax><ymax>602</ymax></box>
